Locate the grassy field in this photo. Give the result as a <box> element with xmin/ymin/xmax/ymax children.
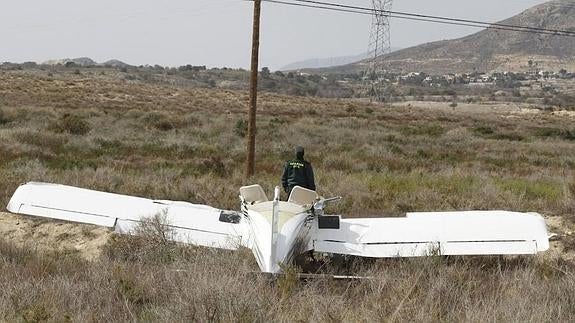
<box><xmin>1</xmin><ymin>68</ymin><xmax>575</xmax><ymax>321</ymax></box>
<box><xmin>1</xmin><ymin>235</ymin><xmax>574</xmax><ymax>322</ymax></box>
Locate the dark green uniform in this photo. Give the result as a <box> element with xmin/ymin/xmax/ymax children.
<box><xmin>281</xmin><ymin>147</ymin><xmax>316</xmax><ymax>194</ymax></box>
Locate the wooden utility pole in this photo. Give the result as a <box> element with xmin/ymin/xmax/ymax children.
<box><xmin>246</xmin><ymin>0</ymin><xmax>262</xmax><ymax>178</ymax></box>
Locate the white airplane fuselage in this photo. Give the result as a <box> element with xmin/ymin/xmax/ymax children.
<box><xmin>242</xmin><ymin>200</ymin><xmax>314</xmax><ymax>273</ymax></box>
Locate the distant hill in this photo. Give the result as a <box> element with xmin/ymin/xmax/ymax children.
<box><xmin>280</xmin><ymin>53</ymin><xmax>369</xmax><ymax>71</ymax></box>
<box><xmin>42</xmin><ymin>57</ymin><xmax>131</xmax><ymax>68</ymax></box>
<box><xmin>43</xmin><ymin>57</ymin><xmax>97</xmax><ymax>67</ymax></box>
<box><xmin>280</xmin><ymin>49</ymin><xmax>401</xmax><ymax>71</ymax></box>
<box><xmin>318</xmin><ymin>0</ymin><xmax>575</xmax><ymax>75</ymax></box>
<box><xmin>101</xmin><ymin>59</ymin><xmax>131</xmax><ymax>68</ymax></box>
<box><xmin>280</xmin><ymin>50</ymin><xmax>393</xmax><ymax>71</ymax></box>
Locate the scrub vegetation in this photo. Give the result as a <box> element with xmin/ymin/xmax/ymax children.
<box><xmin>1</xmin><ymin>68</ymin><xmax>575</xmax><ymax>321</ymax></box>
<box><xmin>1</xmin><ymin>234</ymin><xmax>575</xmax><ymax>322</ymax></box>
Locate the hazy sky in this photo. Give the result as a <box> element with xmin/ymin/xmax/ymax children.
<box><xmin>0</xmin><ymin>0</ymin><xmax>550</xmax><ymax>70</ymax></box>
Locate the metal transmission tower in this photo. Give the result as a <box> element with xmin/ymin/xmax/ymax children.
<box><xmin>364</xmin><ymin>0</ymin><xmax>393</xmax><ymax>102</ymax></box>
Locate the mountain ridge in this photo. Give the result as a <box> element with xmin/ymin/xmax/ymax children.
<box><xmin>317</xmin><ymin>0</ymin><xmax>575</xmax><ymax>74</ymax></box>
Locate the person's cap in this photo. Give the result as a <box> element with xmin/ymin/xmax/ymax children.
<box><xmin>295</xmin><ymin>146</ymin><xmax>304</xmax><ymax>157</ymax></box>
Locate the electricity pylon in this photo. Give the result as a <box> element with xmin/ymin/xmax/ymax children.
<box><xmin>364</xmin><ymin>0</ymin><xmax>393</xmax><ymax>102</ymax></box>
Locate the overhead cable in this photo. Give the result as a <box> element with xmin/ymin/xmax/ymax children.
<box><xmin>247</xmin><ymin>0</ymin><xmax>575</xmax><ymax>37</ymax></box>
<box><xmin>288</xmin><ymin>0</ymin><xmax>575</xmax><ymax>36</ymax></box>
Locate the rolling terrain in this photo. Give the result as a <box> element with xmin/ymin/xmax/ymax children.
<box><xmin>0</xmin><ymin>67</ymin><xmax>575</xmax><ymax>321</ymax></box>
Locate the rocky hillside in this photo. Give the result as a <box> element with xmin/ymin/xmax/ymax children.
<box><xmin>324</xmin><ymin>0</ymin><xmax>575</xmax><ymax>74</ymax></box>
<box><xmin>42</xmin><ymin>57</ymin><xmax>131</xmax><ymax>67</ymax></box>
<box><xmin>43</xmin><ymin>57</ymin><xmax>97</xmax><ymax>67</ymax></box>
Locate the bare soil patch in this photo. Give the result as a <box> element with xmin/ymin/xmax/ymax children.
<box><xmin>0</xmin><ymin>211</ymin><xmax>111</xmax><ymax>260</ymax></box>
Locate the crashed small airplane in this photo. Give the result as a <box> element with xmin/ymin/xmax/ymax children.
<box><xmin>6</xmin><ymin>182</ymin><xmax>549</xmax><ymax>273</ymax></box>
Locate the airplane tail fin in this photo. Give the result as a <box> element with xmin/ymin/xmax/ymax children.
<box><xmin>270</xmin><ymin>186</ymin><xmax>280</xmax><ymax>272</ymax></box>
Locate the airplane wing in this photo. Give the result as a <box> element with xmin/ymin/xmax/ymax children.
<box><xmin>313</xmin><ymin>211</ymin><xmax>549</xmax><ymax>257</ymax></box>
<box><xmin>5</xmin><ymin>183</ymin><xmax>552</xmax><ymax>272</ymax></box>
<box><xmin>6</xmin><ymin>182</ymin><xmax>246</xmax><ymax>250</ymax></box>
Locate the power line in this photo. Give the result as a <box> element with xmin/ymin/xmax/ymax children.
<box><xmin>289</xmin><ymin>0</ymin><xmax>575</xmax><ymax>36</ymax></box>
<box><xmin>258</xmin><ymin>0</ymin><xmax>556</xmax><ymax>34</ymax></box>
<box><xmin>260</xmin><ymin>0</ymin><xmax>369</xmax><ymax>15</ymax></box>
<box><xmin>253</xmin><ymin>0</ymin><xmax>575</xmax><ymax>37</ymax></box>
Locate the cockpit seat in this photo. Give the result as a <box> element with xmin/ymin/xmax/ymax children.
<box><xmin>240</xmin><ymin>184</ymin><xmax>269</xmax><ymax>204</ymax></box>
<box><xmin>287</xmin><ymin>186</ymin><xmax>318</xmax><ymax>206</ymax></box>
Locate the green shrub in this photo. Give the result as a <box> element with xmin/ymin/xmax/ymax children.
<box><xmin>51</xmin><ymin>114</ymin><xmax>91</xmax><ymax>135</ymax></box>
<box><xmin>199</xmin><ymin>156</ymin><xmax>227</xmax><ymax>176</ymax></box>
<box><xmin>0</xmin><ymin>108</ymin><xmax>11</xmax><ymax>125</ymax></box>
<box><xmin>400</xmin><ymin>124</ymin><xmax>445</xmax><ymax>137</ymax></box>
<box><xmin>141</xmin><ymin>112</ymin><xmax>183</xmax><ymax>131</ymax></box>
<box><xmin>154</xmin><ymin>120</ymin><xmax>175</xmax><ymax>131</ymax></box>
<box><xmin>563</xmin><ymin>129</ymin><xmax>575</xmax><ymax>141</ymax></box>
<box><xmin>473</xmin><ymin>126</ymin><xmax>494</xmax><ymax>136</ymax></box>
<box><xmin>113</xmin><ymin>267</ymin><xmax>154</xmax><ymax>308</ymax></box>
<box><xmin>234</xmin><ymin>119</ymin><xmax>248</xmax><ymax>138</ymax></box>
<box><xmin>534</xmin><ymin>127</ymin><xmax>563</xmax><ymax>138</ymax></box>
<box><xmin>387</xmin><ymin>144</ymin><xmax>404</xmax><ymax>155</ymax></box>
<box><xmin>21</xmin><ymin>303</ymin><xmax>52</xmax><ymax>322</ymax></box>
<box><xmin>277</xmin><ymin>264</ymin><xmax>300</xmax><ymax>299</ymax></box>
<box><xmin>269</xmin><ymin>117</ymin><xmax>287</xmax><ymax>125</ymax></box>
<box><xmin>492</xmin><ymin>132</ymin><xmax>524</xmax><ymax>141</ymax></box>
<box><xmin>533</xmin><ymin>127</ymin><xmax>575</xmax><ymax>141</ymax></box>
<box><xmin>103</xmin><ymin>212</ymin><xmax>193</xmax><ymax>264</ymax></box>
<box><xmin>496</xmin><ymin>178</ymin><xmax>562</xmax><ymax>201</ymax></box>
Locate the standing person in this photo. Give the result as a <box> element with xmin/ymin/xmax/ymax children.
<box><xmin>281</xmin><ymin>146</ymin><xmax>316</xmax><ymax>194</ymax></box>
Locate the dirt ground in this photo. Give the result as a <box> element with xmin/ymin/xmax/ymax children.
<box><xmin>0</xmin><ymin>211</ymin><xmax>112</xmax><ymax>260</ymax></box>
<box><xmin>545</xmin><ymin>215</ymin><xmax>575</xmax><ymax>262</ymax></box>
<box><xmin>395</xmin><ymin>100</ymin><xmax>575</xmax><ymax>118</ymax></box>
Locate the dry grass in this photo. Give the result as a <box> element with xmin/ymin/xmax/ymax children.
<box><xmin>1</xmin><ymin>235</ymin><xmax>574</xmax><ymax>322</ymax></box>
<box><xmin>1</xmin><ymin>69</ymin><xmax>575</xmax><ymax>321</ymax></box>
<box><xmin>0</xmin><ymin>70</ymin><xmax>573</xmax><ymax>217</ymax></box>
